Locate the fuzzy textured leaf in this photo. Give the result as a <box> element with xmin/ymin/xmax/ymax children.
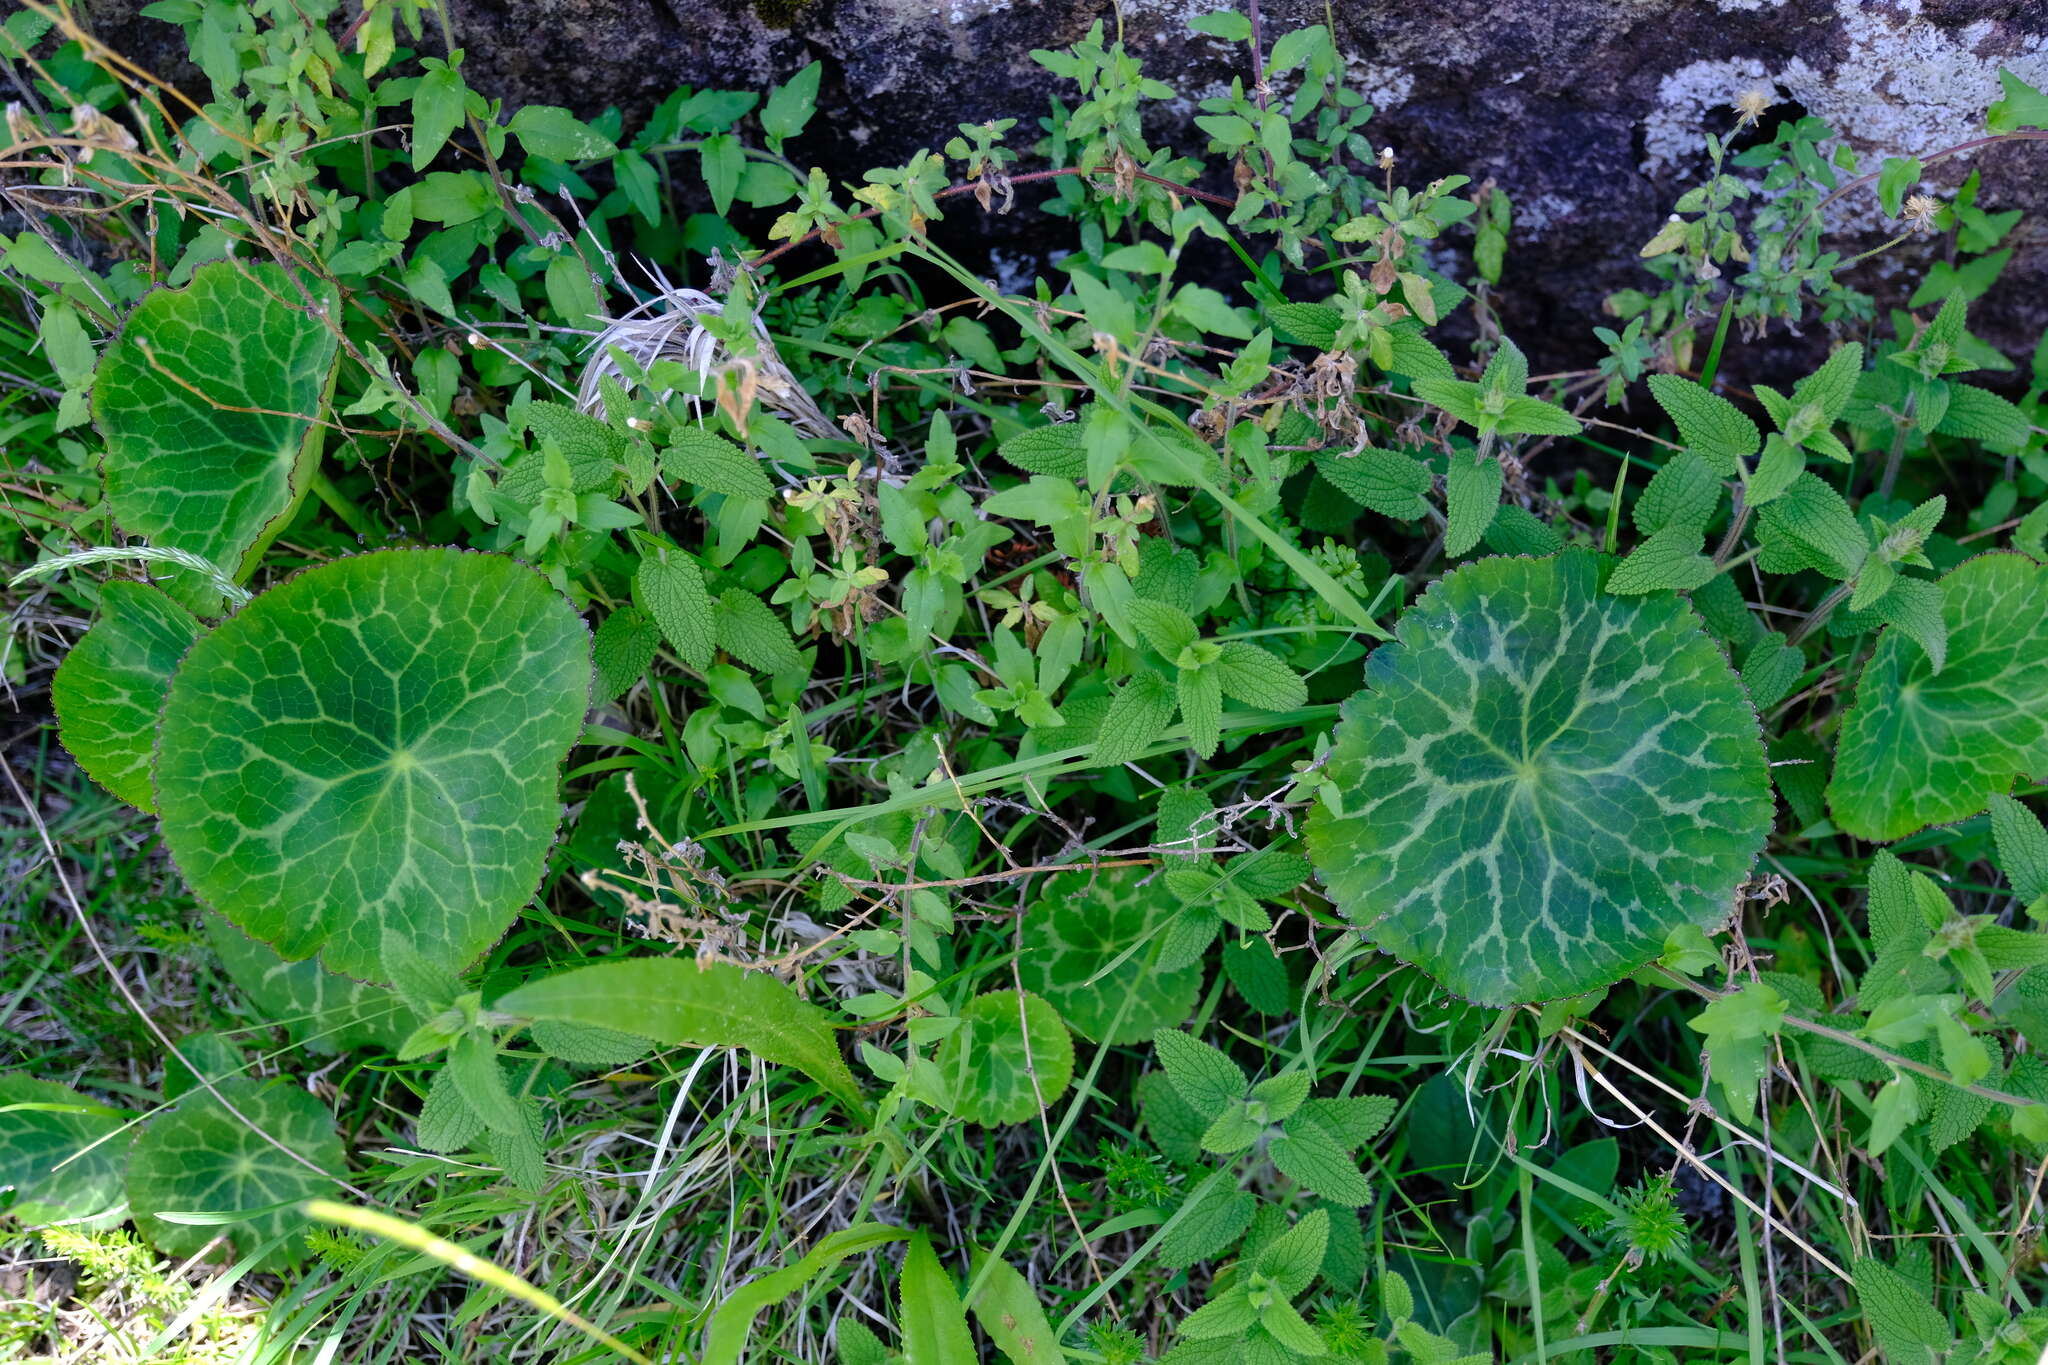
<box><xmin>636</xmin><ymin>544</ymin><xmax>717</xmax><ymax>669</ymax></box>
<box><xmin>1315</xmin><ymin>449</ymin><xmax>1431</xmax><ymax>521</ymax></box>
<box><xmin>665</xmin><ymin>428</ymin><xmax>774</xmax><ymax>499</ymax></box>
<box><xmin>1443</xmin><ymin>451</ymin><xmax>1501</xmax><ymax>557</ymax></box>
<box><xmin>1645</xmin><ymin>374</ymin><xmax>1758</xmax><ymax>475</ymax></box>
<box><xmin>715</xmin><ymin>588</ymin><xmax>805</xmax><ymax>673</ymax></box>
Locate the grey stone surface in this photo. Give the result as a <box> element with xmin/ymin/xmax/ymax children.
<box><xmin>84</xmin><ymin>0</ymin><xmax>2048</xmax><ymax>370</ymax></box>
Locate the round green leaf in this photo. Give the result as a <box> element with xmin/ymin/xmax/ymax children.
<box><xmin>51</xmin><ymin>581</ymin><xmax>201</xmax><ymax>811</ymax></box>
<box><xmin>97</xmin><ymin>260</ymin><xmax>340</xmax><ymax>612</ymax></box>
<box><xmin>1828</xmin><ymin>553</ymin><xmax>2048</xmax><ymax>841</ymax></box>
<box><xmin>0</xmin><ymin>1074</ymin><xmax>128</xmax><ymax>1227</ymax></box>
<box><xmin>1019</xmin><ymin>868</ymin><xmax>1201</xmax><ymax>1044</ymax></box>
<box><xmin>1306</xmin><ymin>551</ymin><xmax>1771</xmax><ymax>1004</ymax></box>
<box><xmin>937</xmin><ymin>990</ymin><xmax>1074</xmax><ymax>1126</ymax></box>
<box><xmin>155</xmin><ymin>549</ymin><xmax>591</xmax><ymax>980</ymax></box>
<box><xmin>126</xmin><ymin>1077</ymin><xmax>343</xmax><ymax>1270</ymax></box>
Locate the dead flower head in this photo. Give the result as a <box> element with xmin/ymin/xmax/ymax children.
<box><xmin>1902</xmin><ymin>193</ymin><xmax>1942</xmax><ymax>233</ymax></box>
<box><xmin>1732</xmin><ymin>88</ymin><xmax>1772</xmax><ymax>130</ymax></box>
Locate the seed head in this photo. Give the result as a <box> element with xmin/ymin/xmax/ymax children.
<box><xmin>1902</xmin><ymin>193</ymin><xmax>1941</xmax><ymax>233</ymax></box>
<box><xmin>1732</xmin><ymin>89</ymin><xmax>1771</xmax><ymax>129</ymax></box>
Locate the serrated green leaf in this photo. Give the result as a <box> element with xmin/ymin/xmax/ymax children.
<box><xmin>1200</xmin><ymin>1102</ymin><xmax>1264</xmax><ymax>1154</ymax></box>
<box><xmin>1258</xmin><ymin>1300</ymin><xmax>1327</xmax><ymax>1355</ymax></box>
<box><xmin>450</xmin><ymin>1031</ymin><xmax>524</xmax><ymax>1135</ymax></box>
<box><xmin>1315</xmin><ymin>448</ymin><xmax>1432</xmax><ymax>521</ymax></box>
<box><xmin>592</xmin><ymin>604</ymin><xmax>661</xmax><ymax>699</ymax></box>
<box><xmin>1019</xmin><ymin>868</ymin><xmax>1200</xmax><ymax>1044</ymax></box>
<box><xmin>1255</xmin><ymin>1206</ymin><xmax>1329</xmax><ymax>1295</ymax></box>
<box><xmin>1634</xmin><ymin>451</ymin><xmax>1723</xmax><ymax>537</ymax></box>
<box><xmin>1130</xmin><ymin>600</ymin><xmax>1200</xmax><ymax>659</ymax></box>
<box><xmin>1269</xmin><ymin>1117</ymin><xmax>1373</xmax><ymax>1206</ymax></box>
<box><xmin>1214</xmin><ymin>642</ymin><xmax>1307</xmax><ymax>711</ymax></box>
<box><xmin>1791</xmin><ymin>342</ymin><xmax>1864</xmax><ymax>425</ymax></box>
<box><xmin>1756</xmin><ymin>473</ymin><xmax>1865</xmax><ymax>580</ymax></box>
<box><xmin>715</xmin><ymin>588</ymin><xmax>805</xmax><ymax>673</ymax></box>
<box><xmin>497</xmin><ymin>957</ymin><xmax>866</xmax><ymax>1114</ymax></box>
<box><xmin>1829</xmin><ymin>553</ymin><xmax>2048</xmax><ymax>840</ymax></box>
<box><xmin>155</xmin><ymin>550</ymin><xmax>590</xmax><ymax>981</ymax></box>
<box><xmin>98</xmin><ymin>261</ymin><xmax>340</xmax><ymax>612</ymax></box>
<box><xmin>1094</xmin><ymin>670</ymin><xmax>1180</xmax><ymax>766</ymax></box>
<box><xmin>487</xmin><ymin>1094</ymin><xmax>547</xmax><ymax>1192</ymax></box>
<box><xmin>51</xmin><ymin>581</ymin><xmax>200</xmax><ymax>811</ymax></box>
<box><xmin>1308</xmin><ymin>550</ymin><xmax>1771</xmax><ymax>1004</ymax></box>
<box><xmin>1935</xmin><ymin>383</ymin><xmax>2030</xmax><ymax>448</ymax></box>
<box><xmin>1152</xmin><ymin>1029</ymin><xmax>1248</xmax><ymax>1119</ymax></box>
<box><xmin>1267</xmin><ymin>302</ymin><xmax>1339</xmax><ymax>350</ymax></box>
<box><xmin>1740</xmin><ymin>632</ymin><xmax>1804</xmax><ymax>711</ymax></box>
<box><xmin>1157</xmin><ymin>1178</ymin><xmax>1254</xmax><ymax>1267</ymax></box>
<box><xmin>416</xmin><ymin>1064</ymin><xmax>484</xmax><ymax>1153</ymax></box>
<box><xmin>1485</xmin><ymin>502</ymin><xmax>1565</xmax><ymax>556</ymax></box>
<box><xmin>1221</xmin><ymin>936</ymin><xmax>1291</xmax><ymax>1012</ymax></box>
<box><xmin>1606</xmin><ymin>526</ymin><xmax>1717</xmax><ymax>595</ymax></box>
<box><xmin>1444</xmin><ymin>451</ymin><xmax>1501</xmax><ymax>557</ymax></box>
<box><xmin>1137</xmin><ymin>1069</ymin><xmax>1208</xmax><ymax>1164</ymax></box>
<box><xmin>1496</xmin><ymin>394</ymin><xmax>1582</xmax><ymax>437</ymax></box>
<box><xmin>1298</xmin><ymin>1096</ymin><xmax>1396</xmax><ymax>1149</ymax></box>
<box><xmin>998</xmin><ymin>422</ymin><xmax>1088</xmax><ymax>479</ymax></box>
<box><xmin>1178</xmin><ymin>664</ymin><xmax>1223</xmax><ymax>758</ymax></box>
<box><xmin>1645</xmin><ymin>374</ymin><xmax>1758</xmax><ymax>474</ymax></box>
<box><xmin>665</xmin><ymin>428</ymin><xmax>774</xmax><ymax>498</ymax></box>
<box><xmin>1851</xmin><ymin>1256</ymin><xmax>1951</xmax><ymax>1364</ymax></box>
<box><xmin>1870</xmin><ymin>575</ymin><xmax>1946</xmax><ymax>673</ymax></box>
<box><xmin>636</xmin><ymin>544</ymin><xmax>717</xmax><ymax>669</ymax></box>
<box><xmin>530</xmin><ymin>1020</ymin><xmax>653</xmax><ymax>1066</ymax></box>
<box><xmin>1991</xmin><ymin>794</ymin><xmax>2048</xmax><ymax>913</ymax></box>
